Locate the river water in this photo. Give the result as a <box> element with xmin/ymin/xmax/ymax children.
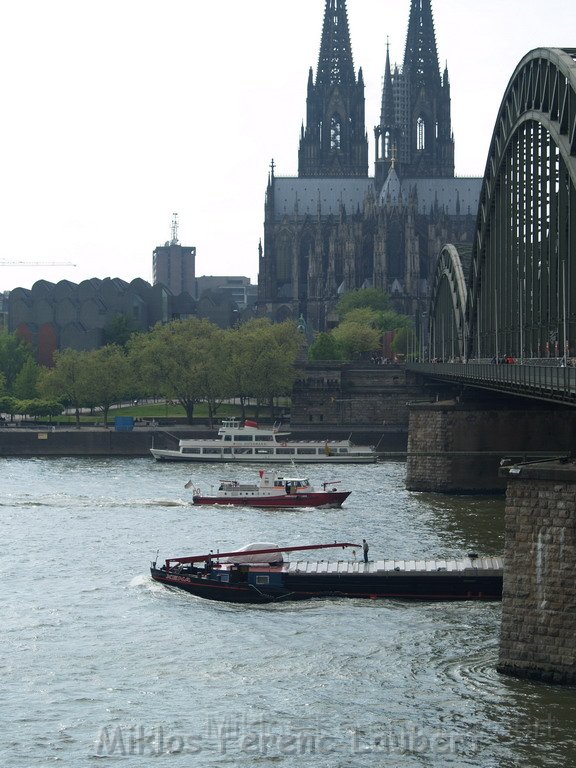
<box><xmin>2</xmin><ymin>457</ymin><xmax>575</xmax><ymax>767</ymax></box>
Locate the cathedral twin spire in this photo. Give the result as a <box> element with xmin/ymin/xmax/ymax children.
<box><xmin>398</xmin><ymin>0</ymin><xmax>454</xmax><ymax>180</ymax></box>
<box><xmin>316</xmin><ymin>0</ymin><xmax>356</xmax><ymax>87</ymax></box>
<box><xmin>298</xmin><ymin>0</ymin><xmax>368</xmax><ymax>178</ymax></box>
<box><xmin>403</xmin><ymin>0</ymin><xmax>442</xmax><ymax>92</ymax></box>
<box><xmin>299</xmin><ymin>0</ymin><xmax>453</xmax><ymax>184</ymax></box>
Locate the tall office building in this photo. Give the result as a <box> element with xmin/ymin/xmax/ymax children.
<box><xmin>153</xmin><ymin>213</ymin><xmax>196</xmax><ymax>296</ymax></box>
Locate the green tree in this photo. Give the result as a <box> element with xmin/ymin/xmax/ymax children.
<box><xmin>247</xmin><ymin>321</ymin><xmax>301</xmax><ymax>417</ymax></box>
<box><xmin>103</xmin><ymin>313</ymin><xmax>138</xmax><ymax>348</ymax></box>
<box><xmin>128</xmin><ymin>318</ymin><xmax>222</xmax><ymax>424</ymax></box>
<box><xmin>192</xmin><ymin>325</ymin><xmax>234</xmax><ymax>426</ymax></box>
<box><xmin>380</xmin><ymin>309</ymin><xmax>412</xmax><ymax>333</ymax></box>
<box><xmin>82</xmin><ymin>345</ymin><xmax>131</xmax><ymax>426</ymax></box>
<box><xmin>0</xmin><ymin>332</ymin><xmax>34</xmax><ymax>392</ymax></box>
<box><xmin>336</xmin><ymin>288</ymin><xmax>390</xmax><ymax>320</ymax></box>
<box><xmin>316</xmin><ymin>289</ymin><xmax>414</xmax><ymax>361</ymax></box>
<box><xmin>227</xmin><ymin>319</ymin><xmax>271</xmax><ymax>419</ymax></box>
<box><xmin>0</xmin><ymin>395</ymin><xmax>18</xmax><ymax>422</ymax></box>
<box><xmin>12</xmin><ymin>358</ymin><xmax>41</xmax><ymax>399</ymax></box>
<box><xmin>331</xmin><ymin>321</ymin><xmax>382</xmax><ymax>361</ymax></box>
<box><xmin>392</xmin><ymin>326</ymin><xmax>417</xmax><ymax>360</ymax></box>
<box><xmin>340</xmin><ymin>307</ymin><xmax>382</xmax><ymax>328</ymax></box>
<box><xmin>308</xmin><ymin>332</ymin><xmax>345</xmax><ymax>361</ymax></box>
<box><xmin>39</xmin><ymin>349</ymin><xmax>89</xmax><ymax>429</ymax></box>
<box><xmin>224</xmin><ymin>319</ymin><xmax>302</xmax><ymax>419</ymax></box>
<box><xmin>16</xmin><ymin>399</ymin><xmax>64</xmax><ymax>421</ymax></box>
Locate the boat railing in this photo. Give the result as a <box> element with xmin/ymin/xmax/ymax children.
<box><xmin>220</xmin><ymin>418</ymin><xmax>241</xmax><ymax>428</ymax></box>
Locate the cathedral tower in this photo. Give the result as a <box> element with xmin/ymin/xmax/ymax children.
<box><xmin>374</xmin><ymin>0</ymin><xmax>454</xmax><ymax>188</ymax></box>
<box><xmin>298</xmin><ymin>0</ymin><xmax>368</xmax><ymax>178</ymax></box>
<box><xmin>374</xmin><ymin>41</ymin><xmax>400</xmax><ymax>190</ymax></box>
<box><xmin>258</xmin><ymin>0</ymin><xmax>478</xmax><ymax>333</ymax></box>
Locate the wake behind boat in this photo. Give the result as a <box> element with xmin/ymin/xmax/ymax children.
<box><xmin>187</xmin><ymin>469</ymin><xmax>351</xmax><ymax>508</ymax></box>
<box><xmin>150</xmin><ymin>419</ymin><xmax>378</xmax><ymax>464</ymax></box>
<box><xmin>150</xmin><ymin>542</ymin><xmax>504</xmax><ymax>604</ymax></box>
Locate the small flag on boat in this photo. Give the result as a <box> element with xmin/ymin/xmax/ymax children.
<box><xmin>184</xmin><ymin>480</ymin><xmax>193</xmax><ymax>489</ymax></box>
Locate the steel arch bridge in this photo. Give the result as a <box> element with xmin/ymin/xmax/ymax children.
<box><xmin>428</xmin><ymin>48</ymin><xmax>576</xmax><ymax>363</ymax></box>
<box><xmin>428</xmin><ymin>244</ymin><xmax>467</xmax><ymax>361</ymax></box>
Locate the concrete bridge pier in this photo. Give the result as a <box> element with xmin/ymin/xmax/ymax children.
<box><xmin>406</xmin><ymin>398</ymin><xmax>576</xmax><ymax>493</ymax></box>
<box><xmin>498</xmin><ymin>461</ymin><xmax>576</xmax><ymax>685</ymax></box>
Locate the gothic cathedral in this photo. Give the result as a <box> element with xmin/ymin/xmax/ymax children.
<box><xmin>257</xmin><ymin>0</ymin><xmax>481</xmax><ymax>331</ymax></box>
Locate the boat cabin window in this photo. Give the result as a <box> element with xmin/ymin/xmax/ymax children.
<box><xmin>220</xmin><ymin>573</ymin><xmax>230</xmax><ymax>583</ymax></box>
<box><xmin>255</xmin><ymin>449</ymin><xmax>273</xmax><ymax>455</ymax></box>
<box><xmin>276</xmin><ymin>448</ymin><xmax>295</xmax><ymax>455</ymax></box>
<box><xmin>224</xmin><ymin>435</ymin><xmax>232</xmax><ymax>442</ymax></box>
<box><xmin>296</xmin><ymin>448</ymin><xmax>316</xmax><ymax>455</ymax></box>
<box><xmin>255</xmin><ymin>575</ymin><xmax>270</xmax><ymax>585</ymax></box>
<box><xmin>237</xmin><ymin>435</ymin><xmax>253</xmax><ymax>442</ymax></box>
<box><xmin>204</xmin><ymin>448</ymin><xmax>222</xmax><ymax>455</ymax></box>
<box><xmin>233</xmin><ymin>448</ymin><xmax>253</xmax><ymax>455</ymax></box>
<box><xmin>182</xmin><ymin>447</ymin><xmax>201</xmax><ymax>454</ymax></box>
<box><xmin>286</xmin><ymin>480</ymin><xmax>306</xmax><ymax>488</ymax></box>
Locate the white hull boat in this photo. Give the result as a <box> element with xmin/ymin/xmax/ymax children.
<box><xmin>150</xmin><ymin>419</ymin><xmax>378</xmax><ymax>464</ymax></box>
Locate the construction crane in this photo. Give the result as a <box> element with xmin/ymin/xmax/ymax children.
<box><xmin>0</xmin><ymin>261</ymin><xmax>76</xmax><ymax>266</ymax></box>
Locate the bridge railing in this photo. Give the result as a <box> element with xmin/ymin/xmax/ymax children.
<box><xmin>406</xmin><ymin>362</ymin><xmax>576</xmax><ymax>405</ymax></box>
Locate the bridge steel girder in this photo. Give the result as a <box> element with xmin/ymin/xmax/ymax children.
<box><xmin>466</xmin><ymin>48</ymin><xmax>576</xmax><ymax>362</ymax></box>
<box><xmin>428</xmin><ymin>244</ymin><xmax>467</xmax><ymax>361</ymax></box>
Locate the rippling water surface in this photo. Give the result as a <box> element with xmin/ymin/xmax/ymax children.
<box><xmin>2</xmin><ymin>457</ymin><xmax>575</xmax><ymax>767</ymax></box>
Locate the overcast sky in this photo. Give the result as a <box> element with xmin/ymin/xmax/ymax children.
<box><xmin>1</xmin><ymin>0</ymin><xmax>574</xmax><ymax>292</ymax></box>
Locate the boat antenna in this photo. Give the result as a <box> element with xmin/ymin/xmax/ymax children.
<box><xmin>374</xmin><ymin>433</ymin><xmax>385</xmax><ymax>450</ymax></box>
<box><xmin>152</xmin><ymin>549</ymin><xmax>159</xmax><ymax>568</ymax></box>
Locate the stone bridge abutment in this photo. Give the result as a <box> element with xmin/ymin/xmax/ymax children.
<box><xmin>498</xmin><ymin>461</ymin><xmax>576</xmax><ymax>685</ymax></box>
<box><xmin>406</xmin><ymin>397</ymin><xmax>576</xmax><ymax>493</ymax></box>
<box><xmin>407</xmin><ymin>397</ymin><xmax>576</xmax><ymax>684</ymax></box>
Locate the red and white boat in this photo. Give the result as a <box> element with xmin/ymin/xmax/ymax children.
<box><xmin>188</xmin><ymin>469</ymin><xmax>351</xmax><ymax>508</ymax></box>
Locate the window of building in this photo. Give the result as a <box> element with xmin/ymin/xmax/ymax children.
<box><xmin>417</xmin><ymin>117</ymin><xmax>425</xmax><ymax>151</ymax></box>
<box><xmin>330</xmin><ymin>114</ymin><xmax>341</xmax><ymax>150</ymax></box>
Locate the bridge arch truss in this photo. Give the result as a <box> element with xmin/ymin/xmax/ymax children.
<box><xmin>428</xmin><ymin>48</ymin><xmax>576</xmax><ymax>361</ymax></box>
<box><xmin>428</xmin><ymin>244</ymin><xmax>468</xmax><ymax>361</ymax></box>
<box><xmin>466</xmin><ymin>48</ymin><xmax>576</xmax><ymax>361</ymax></box>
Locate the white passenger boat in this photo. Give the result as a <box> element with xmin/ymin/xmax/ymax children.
<box><xmin>150</xmin><ymin>419</ymin><xmax>378</xmax><ymax>464</ymax></box>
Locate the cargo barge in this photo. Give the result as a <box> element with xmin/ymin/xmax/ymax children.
<box><xmin>150</xmin><ymin>543</ymin><xmax>503</xmax><ymax>604</ymax></box>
